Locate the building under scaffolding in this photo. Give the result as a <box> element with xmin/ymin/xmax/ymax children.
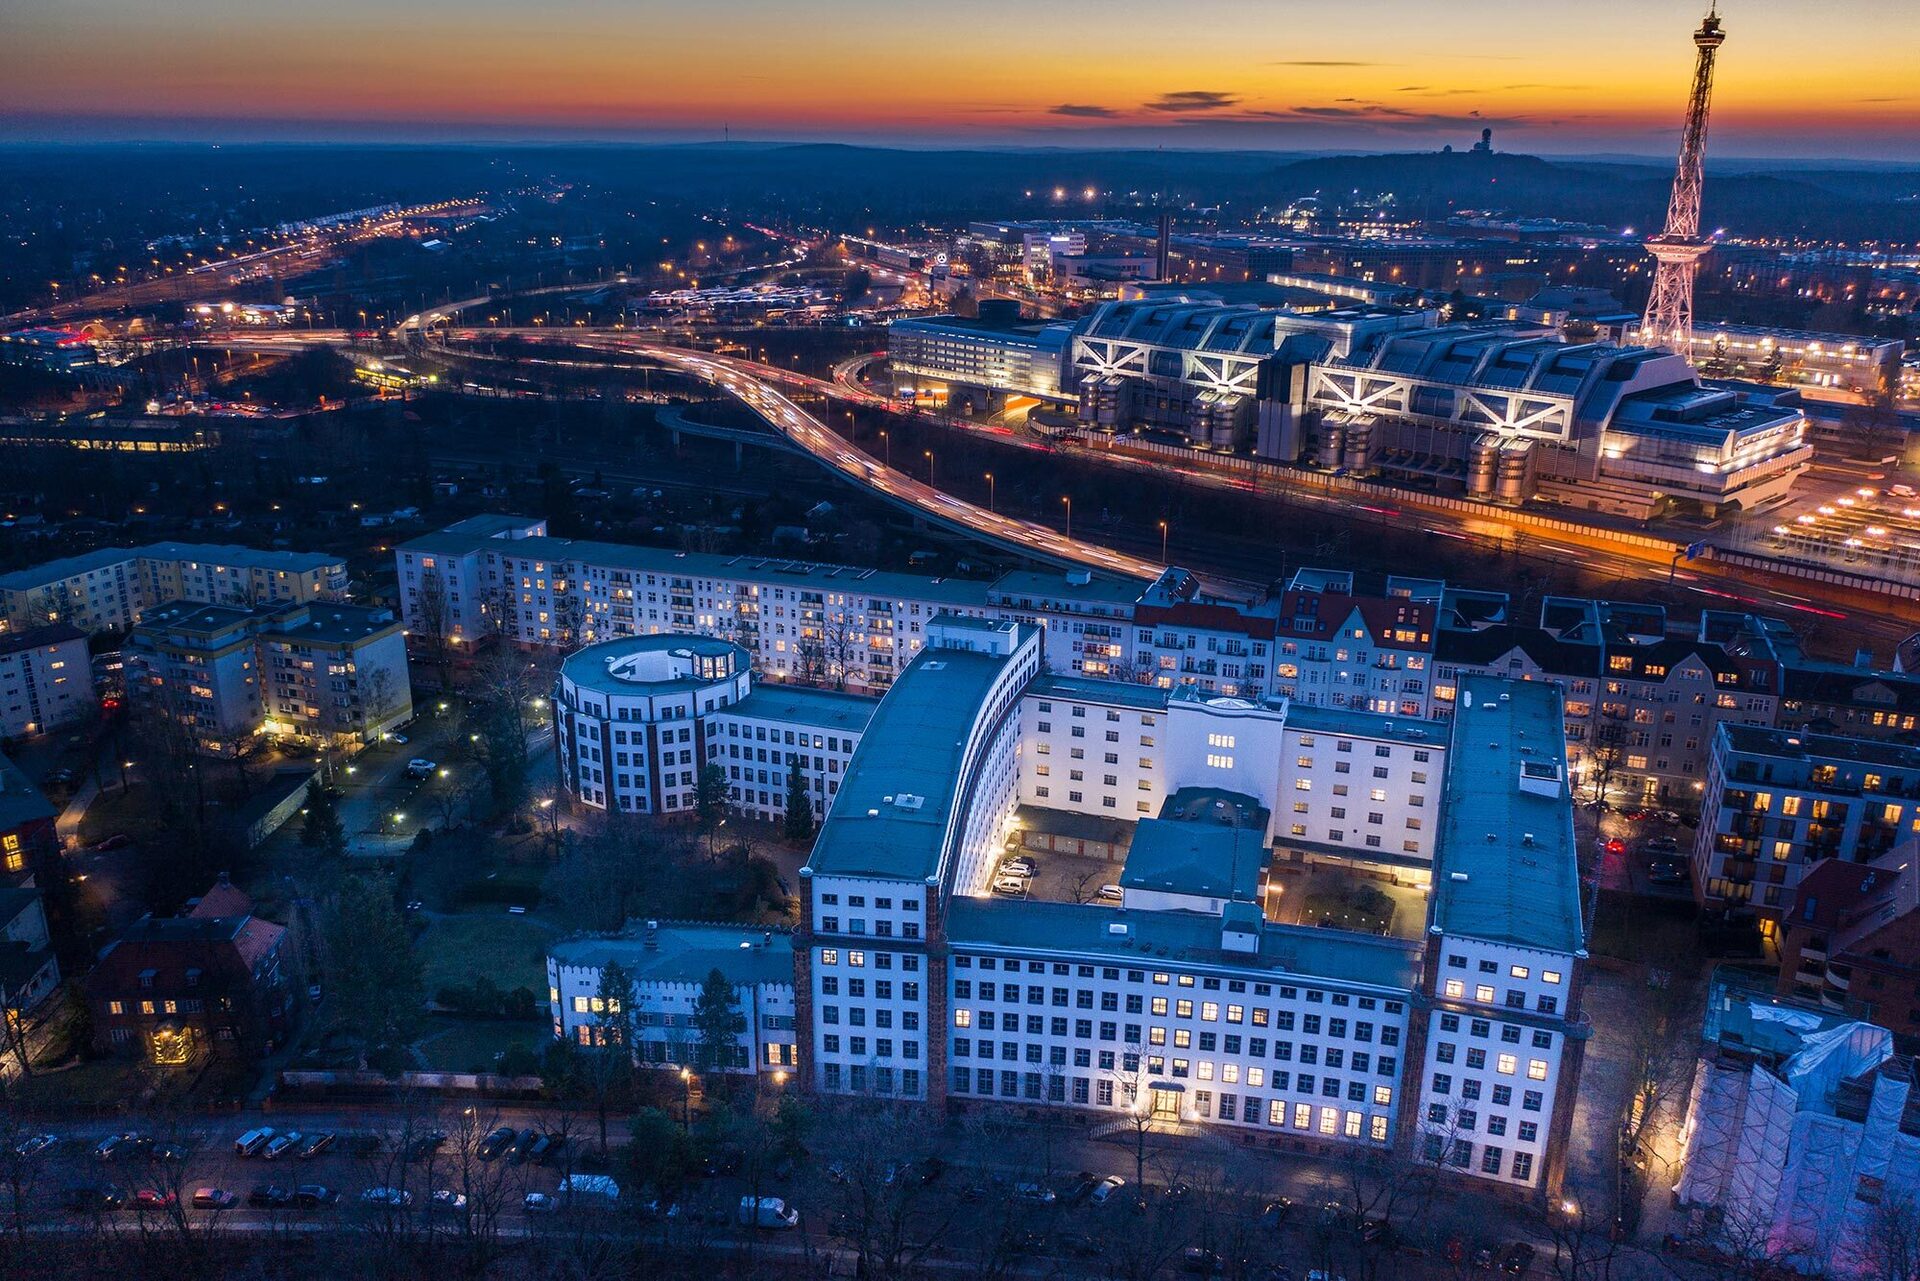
<box><xmin>1676</xmin><ymin>969</ymin><xmax>1913</xmax><ymax>1277</ymax></box>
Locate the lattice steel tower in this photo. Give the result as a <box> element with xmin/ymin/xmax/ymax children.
<box><xmin>1640</xmin><ymin>7</ymin><xmax>1726</xmax><ymax>357</ymax></box>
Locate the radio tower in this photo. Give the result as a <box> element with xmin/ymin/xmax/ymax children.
<box><xmin>1639</xmin><ymin>6</ymin><xmax>1726</xmax><ymax>358</ymax></box>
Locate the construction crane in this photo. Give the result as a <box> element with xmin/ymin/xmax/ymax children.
<box><xmin>1639</xmin><ymin>6</ymin><xmax>1726</xmax><ymax>358</ymax></box>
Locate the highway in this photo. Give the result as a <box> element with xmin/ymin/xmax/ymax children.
<box><xmin>8</xmin><ymin>199</ymin><xmax>488</xmax><ymax>328</ymax></box>
<box><xmin>207</xmin><ymin>316</ymin><xmax>1919</xmax><ymax>649</ymax></box>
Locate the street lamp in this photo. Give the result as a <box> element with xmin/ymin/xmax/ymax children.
<box><xmin>1061</xmin><ymin>495</ymin><xmax>1072</xmax><ymax>540</ymax></box>
<box><xmin>878</xmin><ymin>429</ymin><xmax>890</xmax><ymax>469</ymax></box>
<box><xmin>1158</xmin><ymin>519</ymin><xmax>1169</xmax><ymax>563</ymax></box>
<box><xmin>679</xmin><ymin>1067</ymin><xmax>694</xmax><ymax>1131</ymax></box>
<box><xmin>924</xmin><ymin>450</ymin><xmax>935</xmax><ymax>487</ymax></box>
<box><xmin>984</xmin><ymin>472</ymin><xmax>995</xmax><ymax>512</ymax></box>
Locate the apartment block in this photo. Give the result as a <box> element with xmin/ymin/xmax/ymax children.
<box><xmin>1694</xmin><ymin>725</ymin><xmax>1920</xmax><ymax>916</ymax></box>
<box><xmin>0</xmin><ymin>622</ymin><xmax>92</xmax><ymax>737</ymax></box>
<box><xmin>0</xmin><ymin>542</ymin><xmax>346</xmax><ymax>635</ymax></box>
<box><xmin>126</xmin><ymin>599</ymin><xmax>410</xmax><ymax>754</ymax></box>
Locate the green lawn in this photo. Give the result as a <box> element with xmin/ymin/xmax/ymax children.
<box><xmin>418</xmin><ymin>910</ymin><xmax>558</xmax><ymax>998</ymax></box>
<box><xmin>416</xmin><ymin>1016</ymin><xmax>547</xmax><ymax>1074</ymax></box>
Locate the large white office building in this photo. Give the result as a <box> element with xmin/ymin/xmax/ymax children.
<box><xmin>781</xmin><ymin>617</ymin><xmax>1588</xmax><ymax>1199</ymax></box>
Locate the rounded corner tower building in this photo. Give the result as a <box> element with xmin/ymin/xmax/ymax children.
<box><xmin>553</xmin><ymin>634</ymin><xmax>875</xmax><ymax>822</ymax></box>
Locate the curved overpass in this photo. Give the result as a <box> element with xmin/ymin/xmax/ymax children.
<box><xmin>628</xmin><ymin>344</ymin><xmax>1170</xmax><ymax>582</ymax></box>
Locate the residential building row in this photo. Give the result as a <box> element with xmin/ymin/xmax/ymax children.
<box><xmin>550</xmin><ymin>619</ymin><xmax>1590</xmax><ymax>1203</ymax></box>
<box><xmin>0</xmin><ymin>541</ymin><xmax>348</xmax><ymax>636</ymax></box>
<box><xmin>402</xmin><ymin>515</ymin><xmax>1811</xmax><ymax>807</ymax></box>
<box><xmin>125</xmin><ymin>598</ymin><xmax>411</xmax><ymax>755</ymax></box>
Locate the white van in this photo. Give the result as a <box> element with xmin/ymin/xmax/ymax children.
<box><xmin>555</xmin><ymin>1173</ymin><xmax>620</xmax><ymax>1207</ymax></box>
<box><xmin>738</xmin><ymin>1196</ymin><xmax>799</xmax><ymax>1229</ymax></box>
<box><xmin>234</xmin><ymin>1127</ymin><xmax>276</xmax><ymax>1157</ymax></box>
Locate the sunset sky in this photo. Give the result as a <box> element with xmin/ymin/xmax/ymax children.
<box><xmin>6</xmin><ymin>0</ymin><xmax>1918</xmax><ymax>159</ymax></box>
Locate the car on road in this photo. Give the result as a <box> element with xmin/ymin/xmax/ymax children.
<box><xmin>235</xmin><ymin>1127</ymin><xmax>276</xmax><ymax>1157</ymax></box>
<box><xmin>403</xmin><ymin>1130</ymin><xmax>448</xmax><ymax>1162</ymax></box>
<box><xmin>1062</xmin><ymin>1172</ymin><xmax>1097</xmax><ymax>1205</ymax></box>
<box><xmin>249</xmin><ymin>1185</ymin><xmax>295</xmax><ymax>1209</ymax></box>
<box><xmin>64</xmin><ymin>1185</ymin><xmax>125</xmax><ymax>1212</ymax></box>
<box><xmin>1089</xmin><ymin>1176</ymin><xmax>1126</xmax><ymax>1205</ymax></box>
<box><xmin>388</xmin><ymin>733</ymin><xmax>409</xmax><ymax>746</ymax></box>
<box><xmin>508</xmin><ymin>1128</ymin><xmax>541</xmax><ymax>1164</ymax></box>
<box><xmin>477</xmin><ymin>1126</ymin><xmax>518</xmax><ymax>1160</ymax></box>
<box><xmin>263</xmin><ymin>1132</ymin><xmax>303</xmax><ymax>1160</ymax></box>
<box><xmin>1012</xmin><ymin>1182</ymin><xmax>1056</xmax><ymax>1205</ymax></box>
<box><xmin>524</xmin><ymin>1192</ymin><xmax>556</xmax><ymax>1213</ymax></box>
<box><xmin>403</xmin><ymin>758</ymin><xmax>437</xmax><ymax>780</ymax></box>
<box><xmin>1061</xmin><ymin>1232</ymin><xmax>1104</xmax><ymax>1258</ymax></box>
<box><xmin>1182</xmin><ymin>1247</ymin><xmax>1226</xmax><ymax>1275</ymax></box>
<box><xmin>1000</xmin><ymin>854</ymin><xmax>1035</xmax><ymax>875</ymax></box>
<box><xmin>1501</xmin><ymin>1242</ymin><xmax>1537</xmax><ymax>1275</ymax></box>
<box><xmin>1259</xmin><ymin>1198</ymin><xmax>1294</xmax><ymax>1230</ymax></box>
<box><xmin>430</xmin><ymin>1189</ymin><xmax>469</xmax><ymax>1212</ymax></box>
<box><xmin>298</xmin><ymin>1132</ymin><xmax>335</xmax><ymax>1159</ymax></box>
<box><xmin>991</xmin><ymin>876</ymin><xmax>1029</xmax><ymax>898</ymax></box>
<box><xmin>14</xmin><ymin>1134</ymin><xmax>57</xmax><ymax>1158</ymax></box>
<box><xmin>41</xmin><ymin>768</ymin><xmax>77</xmax><ymax>789</ymax></box>
<box><xmin>92</xmin><ymin>1133</ymin><xmax>132</xmax><ymax>1161</ymax></box>
<box><xmin>360</xmin><ymin>1187</ymin><xmax>412</xmax><ymax>1207</ymax></box>
<box><xmin>1602</xmin><ymin>837</ymin><xmax>1626</xmax><ymax>857</ymax></box>
<box><xmin>1164</xmin><ymin>1180</ymin><xmax>1193</xmax><ymax>1202</ymax></box>
<box><xmin>1097</xmin><ymin>883</ymin><xmax>1124</xmax><ymax>902</ymax></box>
<box><xmin>295</xmin><ymin>1185</ymin><xmax>339</xmax><ymax>1208</ymax></box>
<box><xmin>1642</xmin><ymin>835</ymin><xmax>1681</xmax><ymax>856</ymax></box>
<box><xmin>134</xmin><ymin>1188</ymin><xmax>177</xmax><ymax>1211</ymax></box>
<box><xmin>1649</xmin><ymin>861</ymin><xmax>1689</xmax><ymax>886</ymax></box>
<box><xmin>190</xmin><ymin>1188</ymin><xmax>238</xmax><ymax>1209</ymax></box>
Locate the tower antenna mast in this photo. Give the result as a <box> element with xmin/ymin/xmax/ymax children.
<box><xmin>1639</xmin><ymin>7</ymin><xmax>1726</xmax><ymax>358</ymax></box>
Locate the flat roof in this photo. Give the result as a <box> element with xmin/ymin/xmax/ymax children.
<box><xmin>729</xmin><ymin>684</ymin><xmax>878</xmax><ymax>735</ymax></box>
<box><xmin>550</xmin><ymin>921</ymin><xmax>794</xmax><ymax>988</ymax></box>
<box><xmin>805</xmin><ymin>644</ymin><xmax>1017</xmax><ymax>883</ymax></box>
<box><xmin>1431</xmin><ymin>675</ymin><xmax>1584</xmax><ymax>956</ymax></box>
<box><xmin>945</xmin><ymin>897</ymin><xmax>1420</xmax><ymax>992</ymax></box>
<box><xmin>0</xmin><ymin>622</ymin><xmax>86</xmax><ymax>655</ymax></box>
<box><xmin>1284</xmin><ymin>702</ymin><xmax>1445</xmax><ymax>746</ymax></box>
<box><xmin>559</xmin><ymin>634</ymin><xmax>745</xmax><ymax>698</ymax></box>
<box><xmin>989</xmin><ymin>569</ymin><xmax>1146</xmax><ymax>608</ymax></box>
<box><xmin>1722</xmin><ymin>723</ymin><xmax>1920</xmax><ymax>773</ymax></box>
<box><xmin>1120</xmin><ymin>818</ymin><xmax>1265</xmax><ymax>902</ymax></box>
<box><xmin>133</xmin><ymin>600</ymin><xmax>261</xmax><ymax>635</ymax></box>
<box><xmin>1029</xmin><ymin>673</ymin><xmax>1169</xmax><ymax>712</ymax></box>
<box><xmin>263</xmin><ymin>603</ymin><xmax>398</xmax><ymax>646</ymax></box>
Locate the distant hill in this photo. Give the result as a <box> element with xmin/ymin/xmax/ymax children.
<box><xmin>1258</xmin><ymin>151</ymin><xmax>1920</xmax><ymax>241</ymax></box>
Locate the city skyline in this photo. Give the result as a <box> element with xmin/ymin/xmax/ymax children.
<box><xmin>6</xmin><ymin>0</ymin><xmax>1920</xmax><ymax>160</ymax></box>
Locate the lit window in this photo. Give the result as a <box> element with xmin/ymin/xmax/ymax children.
<box><xmin>1509</xmin><ymin>966</ymin><xmax>1530</xmax><ymax>980</ymax></box>
<box><xmin>1497</xmin><ymin>1054</ymin><xmax>1517</xmax><ymax>1075</ymax></box>
<box><xmin>1528</xmin><ymin>1060</ymin><xmax>1549</xmax><ymax>1081</ymax></box>
<box><xmin>1444</xmin><ymin>980</ymin><xmax>1464</xmax><ymax>999</ymax></box>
